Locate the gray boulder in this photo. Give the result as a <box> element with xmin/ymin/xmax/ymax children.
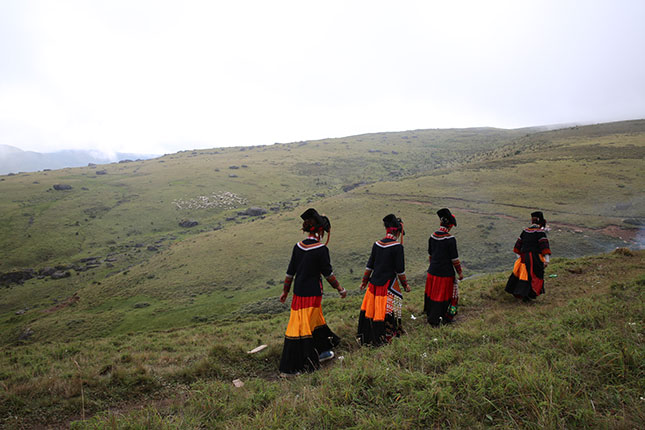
<box><xmin>39</xmin><ymin>267</ymin><xmax>56</xmax><ymax>276</ymax></box>
<box><xmin>51</xmin><ymin>271</ymin><xmax>71</xmax><ymax>280</ymax></box>
<box><xmin>0</xmin><ymin>269</ymin><xmax>35</xmax><ymax>286</ymax></box>
<box><xmin>179</xmin><ymin>219</ymin><xmax>199</xmax><ymax>228</ymax></box>
<box><xmin>238</xmin><ymin>207</ymin><xmax>268</xmax><ymax>217</ymax></box>
<box><xmin>18</xmin><ymin>328</ymin><xmax>34</xmax><ymax>341</ymax></box>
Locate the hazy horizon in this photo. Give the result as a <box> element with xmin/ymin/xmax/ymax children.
<box><xmin>3</xmin><ymin>118</ymin><xmax>638</xmax><ymax>159</ymax></box>
<box><xmin>1</xmin><ymin>1</ymin><xmax>644</xmax><ymax>156</ymax></box>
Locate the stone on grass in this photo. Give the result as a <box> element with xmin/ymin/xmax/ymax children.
<box><xmin>51</xmin><ymin>271</ymin><xmax>71</xmax><ymax>279</ymax></box>
<box><xmin>39</xmin><ymin>267</ymin><xmax>56</xmax><ymax>276</ymax></box>
<box><xmin>238</xmin><ymin>207</ymin><xmax>267</xmax><ymax>217</ymax></box>
<box><xmin>18</xmin><ymin>328</ymin><xmax>34</xmax><ymax>341</ymax></box>
<box><xmin>0</xmin><ymin>269</ymin><xmax>35</xmax><ymax>286</ymax></box>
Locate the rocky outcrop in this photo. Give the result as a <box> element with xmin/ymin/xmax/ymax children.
<box><xmin>342</xmin><ymin>182</ymin><xmax>366</xmax><ymax>192</ymax></box>
<box><xmin>38</xmin><ymin>267</ymin><xmax>56</xmax><ymax>277</ymax></box>
<box><xmin>53</xmin><ymin>184</ymin><xmax>72</xmax><ymax>190</ymax></box>
<box><xmin>624</xmin><ymin>218</ymin><xmax>643</xmax><ymax>226</ymax></box>
<box><xmin>0</xmin><ymin>269</ymin><xmax>35</xmax><ymax>286</ymax></box>
<box><xmin>51</xmin><ymin>270</ymin><xmax>71</xmax><ymax>280</ymax></box>
<box><xmin>18</xmin><ymin>328</ymin><xmax>34</xmax><ymax>341</ymax></box>
<box><xmin>179</xmin><ymin>219</ymin><xmax>199</xmax><ymax>228</ymax></box>
<box><xmin>237</xmin><ymin>207</ymin><xmax>268</xmax><ymax>217</ymax></box>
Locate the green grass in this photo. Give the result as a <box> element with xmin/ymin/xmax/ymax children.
<box><xmin>1</xmin><ymin>121</ymin><xmax>643</xmax><ymax>344</ymax></box>
<box><xmin>1</xmin><ymin>250</ymin><xmax>642</xmax><ymax>429</ymax></box>
<box><xmin>0</xmin><ymin>120</ymin><xmax>644</xmax><ymax>427</ymax></box>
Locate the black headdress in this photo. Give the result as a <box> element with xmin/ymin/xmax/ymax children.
<box><xmin>531</xmin><ymin>211</ymin><xmax>546</xmax><ymax>227</ymax></box>
<box><xmin>301</xmin><ymin>208</ymin><xmax>331</xmax><ymax>233</ymax></box>
<box><xmin>383</xmin><ymin>214</ymin><xmax>402</xmax><ymax>229</ymax></box>
<box><xmin>383</xmin><ymin>213</ymin><xmax>405</xmax><ymax>235</ymax></box>
<box><xmin>437</xmin><ymin>208</ymin><xmax>457</xmax><ymax>227</ymax></box>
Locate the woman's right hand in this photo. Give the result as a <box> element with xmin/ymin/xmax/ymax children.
<box><xmin>279</xmin><ymin>291</ymin><xmax>288</xmax><ymax>303</ymax></box>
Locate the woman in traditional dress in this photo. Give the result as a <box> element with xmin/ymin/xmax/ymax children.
<box><xmin>424</xmin><ymin>208</ymin><xmax>463</xmax><ymax>326</ymax></box>
<box><xmin>357</xmin><ymin>214</ymin><xmax>410</xmax><ymax>346</ymax></box>
<box><xmin>505</xmin><ymin>211</ymin><xmax>551</xmax><ymax>301</ymax></box>
<box><xmin>279</xmin><ymin>208</ymin><xmax>347</xmax><ymax>374</ymax></box>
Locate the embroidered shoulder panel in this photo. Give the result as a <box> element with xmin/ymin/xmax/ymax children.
<box><xmin>375</xmin><ymin>239</ymin><xmax>401</xmax><ymax>248</ymax></box>
<box><xmin>431</xmin><ymin>231</ymin><xmax>453</xmax><ymax>240</ymax></box>
<box><xmin>297</xmin><ymin>241</ymin><xmax>325</xmax><ymax>251</ymax></box>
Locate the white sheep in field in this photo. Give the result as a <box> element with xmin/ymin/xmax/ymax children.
<box><xmin>172</xmin><ymin>191</ymin><xmax>248</xmax><ymax>210</ymax></box>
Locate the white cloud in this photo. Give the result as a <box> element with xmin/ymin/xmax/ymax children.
<box><xmin>1</xmin><ymin>0</ymin><xmax>644</xmax><ymax>154</ymax></box>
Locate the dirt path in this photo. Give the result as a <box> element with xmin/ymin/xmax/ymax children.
<box><xmin>43</xmin><ymin>293</ymin><xmax>79</xmax><ymax>313</ymax></box>
<box><xmin>371</xmin><ymin>192</ymin><xmax>642</xmax><ymax>221</ymax></box>
<box><xmin>401</xmin><ymin>198</ymin><xmax>640</xmax><ymax>242</ymax></box>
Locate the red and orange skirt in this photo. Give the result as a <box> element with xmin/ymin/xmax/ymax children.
<box><xmin>357</xmin><ymin>278</ymin><xmax>403</xmax><ymax>346</ymax></box>
<box><xmin>279</xmin><ymin>294</ymin><xmax>339</xmax><ymax>374</ymax></box>
<box><xmin>505</xmin><ymin>252</ymin><xmax>546</xmax><ymax>300</ymax></box>
<box><xmin>424</xmin><ymin>273</ymin><xmax>457</xmax><ymax>326</ymax></box>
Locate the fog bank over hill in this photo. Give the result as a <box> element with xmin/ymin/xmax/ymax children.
<box><xmin>0</xmin><ymin>121</ymin><xmax>583</xmax><ymax>176</ymax></box>
<box><xmin>0</xmin><ymin>144</ymin><xmax>159</xmax><ymax>175</ymax></box>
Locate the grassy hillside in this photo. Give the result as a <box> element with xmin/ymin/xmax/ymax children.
<box><xmin>1</xmin><ymin>250</ymin><xmax>643</xmax><ymax>429</ymax></box>
<box><xmin>0</xmin><ymin>126</ymin><xmax>532</xmax><ymax>271</ymax></box>
<box><xmin>0</xmin><ymin>121</ymin><xmax>645</xmax><ymax>428</ymax></box>
<box><xmin>1</xmin><ymin>121</ymin><xmax>643</xmax><ymax>347</ymax></box>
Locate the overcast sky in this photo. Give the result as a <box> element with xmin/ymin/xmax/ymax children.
<box><xmin>1</xmin><ymin>0</ymin><xmax>644</xmax><ymax>157</ymax></box>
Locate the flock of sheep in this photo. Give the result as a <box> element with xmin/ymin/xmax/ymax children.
<box><xmin>172</xmin><ymin>191</ymin><xmax>248</xmax><ymax>210</ymax></box>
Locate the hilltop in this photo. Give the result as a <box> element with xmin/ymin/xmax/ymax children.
<box><xmin>0</xmin><ymin>144</ymin><xmax>160</xmax><ymax>175</ymax></box>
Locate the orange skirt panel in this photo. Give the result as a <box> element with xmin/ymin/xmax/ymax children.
<box><xmin>512</xmin><ymin>258</ymin><xmax>528</xmax><ymax>281</ymax></box>
<box><xmin>285</xmin><ymin>303</ymin><xmax>326</xmax><ymax>339</ymax></box>
<box><xmin>360</xmin><ymin>283</ymin><xmax>389</xmax><ymax>322</ymax></box>
<box><xmin>512</xmin><ymin>254</ymin><xmax>545</xmax><ymax>281</ymax></box>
